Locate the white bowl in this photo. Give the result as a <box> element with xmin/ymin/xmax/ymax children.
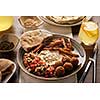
<box><xmin>0</xmin><ymin>59</ymin><xmax>17</xmax><ymax>83</ymax></box>
<box><xmin>18</xmin><ymin>16</ymin><xmax>43</xmax><ymax>30</ymax></box>
<box><xmin>0</xmin><ymin>33</ymin><xmax>19</xmax><ymax>53</ymax></box>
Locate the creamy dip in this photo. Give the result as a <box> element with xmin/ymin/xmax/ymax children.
<box><xmin>38</xmin><ymin>50</ymin><xmax>62</xmax><ymax>65</ymax></box>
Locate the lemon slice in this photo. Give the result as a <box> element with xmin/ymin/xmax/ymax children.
<box><xmin>83</xmin><ymin>21</ymin><xmax>98</xmax><ymax>37</ymax></box>
<box><xmin>0</xmin><ymin>16</ymin><xmax>14</xmax><ymax>32</ymax></box>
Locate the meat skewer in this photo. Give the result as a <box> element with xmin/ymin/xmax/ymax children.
<box><xmin>53</xmin><ymin>48</ymin><xmax>79</xmax><ymax>57</ymax></box>
<box><xmin>47</xmin><ymin>38</ymin><xmax>63</xmax><ymax>47</ymax></box>
<box><xmin>32</xmin><ymin>44</ymin><xmax>43</xmax><ymax>53</ymax></box>
<box><xmin>61</xmin><ymin>38</ymin><xmax>67</xmax><ymax>48</ymax></box>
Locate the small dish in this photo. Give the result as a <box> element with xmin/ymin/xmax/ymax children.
<box><xmin>0</xmin><ymin>16</ymin><xmax>14</xmax><ymax>32</ymax></box>
<box><xmin>18</xmin><ymin>16</ymin><xmax>43</xmax><ymax>30</ymax></box>
<box><xmin>0</xmin><ymin>58</ymin><xmax>17</xmax><ymax>83</ymax></box>
<box><xmin>0</xmin><ymin>33</ymin><xmax>19</xmax><ymax>52</ymax></box>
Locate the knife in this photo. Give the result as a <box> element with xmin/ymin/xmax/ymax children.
<box><xmin>79</xmin><ymin>44</ymin><xmax>98</xmax><ymax>83</ymax></box>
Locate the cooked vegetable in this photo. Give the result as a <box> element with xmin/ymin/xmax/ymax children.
<box><xmin>62</xmin><ymin>56</ymin><xmax>71</xmax><ymax>63</ymax></box>
<box><xmin>0</xmin><ymin>41</ymin><xmax>14</xmax><ymax>50</ymax></box>
<box><xmin>70</xmin><ymin>57</ymin><xmax>79</xmax><ymax>67</ymax></box>
<box><xmin>45</xmin><ymin>66</ymin><xmax>55</xmax><ymax>77</ymax></box>
<box><xmin>63</xmin><ymin>62</ymin><xmax>73</xmax><ymax>71</ymax></box>
<box><xmin>54</xmin><ymin>66</ymin><xmax>65</xmax><ymax>77</ymax></box>
<box><xmin>23</xmin><ymin>37</ymin><xmax>79</xmax><ymax>78</ymax></box>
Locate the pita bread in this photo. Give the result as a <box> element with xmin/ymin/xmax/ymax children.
<box><xmin>46</xmin><ymin>16</ymin><xmax>85</xmax><ymax>24</ymax></box>
<box><xmin>21</xmin><ymin>29</ymin><xmax>52</xmax><ymax>52</ymax></box>
<box><xmin>0</xmin><ymin>59</ymin><xmax>14</xmax><ymax>82</ymax></box>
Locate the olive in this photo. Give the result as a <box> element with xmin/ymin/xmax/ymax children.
<box><xmin>54</xmin><ymin>66</ymin><xmax>65</xmax><ymax>77</ymax></box>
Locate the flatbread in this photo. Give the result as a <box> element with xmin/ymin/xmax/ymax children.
<box><xmin>21</xmin><ymin>29</ymin><xmax>52</xmax><ymax>52</ymax></box>
<box><xmin>0</xmin><ymin>59</ymin><xmax>14</xmax><ymax>82</ymax></box>
<box><xmin>46</xmin><ymin>16</ymin><xmax>85</xmax><ymax>24</ymax></box>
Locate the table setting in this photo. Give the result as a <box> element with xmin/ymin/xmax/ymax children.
<box><xmin>0</xmin><ymin>16</ymin><xmax>99</xmax><ymax>83</ymax></box>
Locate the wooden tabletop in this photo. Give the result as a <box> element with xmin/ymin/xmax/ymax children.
<box><xmin>0</xmin><ymin>16</ymin><xmax>100</xmax><ymax>83</ymax></box>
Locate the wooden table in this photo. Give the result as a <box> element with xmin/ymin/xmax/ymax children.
<box><xmin>0</xmin><ymin>16</ymin><xmax>100</xmax><ymax>83</ymax></box>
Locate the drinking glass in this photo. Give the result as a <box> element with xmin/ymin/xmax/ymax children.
<box><xmin>79</xmin><ymin>20</ymin><xmax>99</xmax><ymax>46</ymax></box>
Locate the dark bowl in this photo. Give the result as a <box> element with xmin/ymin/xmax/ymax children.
<box><xmin>0</xmin><ymin>33</ymin><xmax>19</xmax><ymax>53</ymax></box>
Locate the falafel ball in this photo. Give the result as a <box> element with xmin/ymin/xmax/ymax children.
<box><xmin>63</xmin><ymin>62</ymin><xmax>73</xmax><ymax>71</ymax></box>
<box><xmin>55</xmin><ymin>66</ymin><xmax>65</xmax><ymax>77</ymax></box>
<box><xmin>70</xmin><ymin>57</ymin><xmax>79</xmax><ymax>67</ymax></box>
<box><xmin>62</xmin><ymin>56</ymin><xmax>71</xmax><ymax>63</ymax></box>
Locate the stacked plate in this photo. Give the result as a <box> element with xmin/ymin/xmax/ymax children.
<box><xmin>39</xmin><ymin>16</ymin><xmax>92</xmax><ymax>27</ymax></box>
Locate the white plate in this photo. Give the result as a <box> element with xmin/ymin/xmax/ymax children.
<box><xmin>39</xmin><ymin>16</ymin><xmax>92</xmax><ymax>27</ymax></box>
<box><xmin>0</xmin><ymin>59</ymin><xmax>17</xmax><ymax>83</ymax></box>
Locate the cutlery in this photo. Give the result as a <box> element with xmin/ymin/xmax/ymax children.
<box><xmin>92</xmin><ymin>44</ymin><xmax>98</xmax><ymax>83</ymax></box>
<box><xmin>79</xmin><ymin>44</ymin><xmax>98</xmax><ymax>83</ymax></box>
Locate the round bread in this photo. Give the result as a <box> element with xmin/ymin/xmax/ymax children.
<box><xmin>46</xmin><ymin>16</ymin><xmax>85</xmax><ymax>24</ymax></box>
<box><xmin>20</xmin><ymin>29</ymin><xmax>52</xmax><ymax>52</ymax></box>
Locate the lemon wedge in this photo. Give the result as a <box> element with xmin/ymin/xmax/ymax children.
<box><xmin>83</xmin><ymin>21</ymin><xmax>98</xmax><ymax>37</ymax></box>
<box><xmin>79</xmin><ymin>21</ymin><xmax>99</xmax><ymax>45</ymax></box>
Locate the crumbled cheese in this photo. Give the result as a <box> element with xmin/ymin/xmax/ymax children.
<box><xmin>38</xmin><ymin>50</ymin><xmax>62</xmax><ymax>65</ymax></box>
